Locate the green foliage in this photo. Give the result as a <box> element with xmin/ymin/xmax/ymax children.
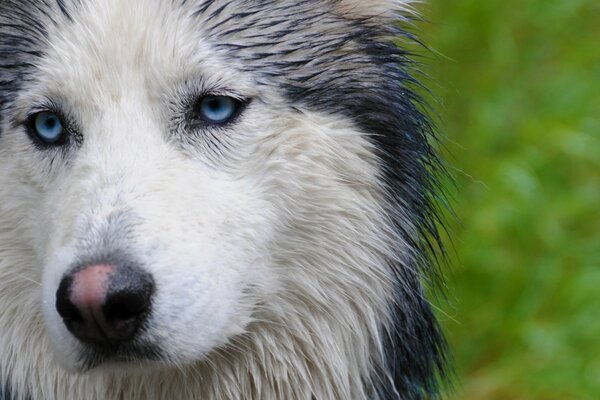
<box><xmin>419</xmin><ymin>0</ymin><xmax>600</xmax><ymax>398</ymax></box>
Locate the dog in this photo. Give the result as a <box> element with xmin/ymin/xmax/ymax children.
<box><xmin>0</xmin><ymin>0</ymin><xmax>448</xmax><ymax>398</ymax></box>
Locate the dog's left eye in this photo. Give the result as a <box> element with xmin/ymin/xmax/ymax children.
<box><xmin>27</xmin><ymin>111</ymin><xmax>66</xmax><ymax>145</ymax></box>
<box><xmin>195</xmin><ymin>95</ymin><xmax>241</xmax><ymax>125</ymax></box>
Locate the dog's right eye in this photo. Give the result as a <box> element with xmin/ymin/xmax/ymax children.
<box><xmin>194</xmin><ymin>95</ymin><xmax>242</xmax><ymax>126</ymax></box>
<box><xmin>26</xmin><ymin>111</ymin><xmax>67</xmax><ymax>145</ymax></box>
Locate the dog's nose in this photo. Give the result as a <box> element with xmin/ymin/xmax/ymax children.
<box><xmin>56</xmin><ymin>263</ymin><xmax>154</xmax><ymax>346</ymax></box>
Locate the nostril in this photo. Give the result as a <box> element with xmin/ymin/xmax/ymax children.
<box><xmin>104</xmin><ymin>264</ymin><xmax>154</xmax><ymax>322</ymax></box>
<box><xmin>56</xmin><ymin>275</ymin><xmax>84</xmax><ymax>323</ymax></box>
<box><xmin>104</xmin><ymin>291</ymin><xmax>152</xmax><ymax>322</ymax></box>
<box><xmin>57</xmin><ymin>299</ymin><xmax>84</xmax><ymax>323</ymax></box>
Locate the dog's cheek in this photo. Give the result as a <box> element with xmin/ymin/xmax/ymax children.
<box><xmin>131</xmin><ymin>181</ymin><xmax>277</xmax><ymax>361</ymax></box>
<box><xmin>145</xmin><ymin>268</ymin><xmax>245</xmax><ymax>361</ymax></box>
<box><xmin>140</xmin><ymin>241</ymin><xmax>270</xmax><ymax>362</ymax></box>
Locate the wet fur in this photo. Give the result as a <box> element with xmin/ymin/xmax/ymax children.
<box><xmin>0</xmin><ymin>0</ymin><xmax>448</xmax><ymax>399</ymax></box>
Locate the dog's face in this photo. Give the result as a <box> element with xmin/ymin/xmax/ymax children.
<box><xmin>1</xmin><ymin>0</ymin><xmax>396</xmax><ymax>372</ymax></box>
<box><xmin>12</xmin><ymin>1</ymin><xmax>285</xmax><ymax>370</ymax></box>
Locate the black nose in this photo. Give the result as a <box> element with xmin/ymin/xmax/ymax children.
<box><xmin>56</xmin><ymin>263</ymin><xmax>154</xmax><ymax>347</ymax></box>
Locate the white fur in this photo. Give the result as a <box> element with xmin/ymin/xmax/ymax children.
<box><xmin>0</xmin><ymin>1</ymin><xmax>410</xmax><ymax>399</ymax></box>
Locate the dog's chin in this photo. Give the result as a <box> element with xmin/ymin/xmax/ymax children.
<box><xmin>66</xmin><ymin>341</ymin><xmax>167</xmax><ymax>373</ymax></box>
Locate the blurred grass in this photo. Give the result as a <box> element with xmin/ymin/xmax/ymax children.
<box><xmin>417</xmin><ymin>0</ymin><xmax>600</xmax><ymax>398</ymax></box>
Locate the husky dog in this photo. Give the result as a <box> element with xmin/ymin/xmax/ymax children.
<box><xmin>0</xmin><ymin>0</ymin><xmax>448</xmax><ymax>399</ymax></box>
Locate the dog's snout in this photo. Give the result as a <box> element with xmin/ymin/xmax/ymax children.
<box><xmin>56</xmin><ymin>263</ymin><xmax>154</xmax><ymax>347</ymax></box>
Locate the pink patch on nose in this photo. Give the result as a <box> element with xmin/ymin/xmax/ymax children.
<box><xmin>69</xmin><ymin>264</ymin><xmax>116</xmax><ymax>311</ymax></box>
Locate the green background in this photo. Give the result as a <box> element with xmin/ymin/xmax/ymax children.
<box><xmin>417</xmin><ymin>1</ymin><xmax>600</xmax><ymax>398</ymax></box>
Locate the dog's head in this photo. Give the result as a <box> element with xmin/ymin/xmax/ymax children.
<box><xmin>0</xmin><ymin>0</ymin><xmax>445</xmax><ymax>397</ymax></box>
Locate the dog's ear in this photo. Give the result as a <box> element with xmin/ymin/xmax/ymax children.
<box><xmin>334</xmin><ymin>0</ymin><xmax>415</xmax><ymax>20</ymax></box>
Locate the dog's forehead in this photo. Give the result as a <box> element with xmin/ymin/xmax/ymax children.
<box><xmin>34</xmin><ymin>1</ymin><xmax>244</xmax><ymax>101</ymax></box>
<box><xmin>9</xmin><ymin>0</ymin><xmax>356</xmax><ymax>102</ymax></box>
<box><xmin>46</xmin><ymin>0</ymin><xmax>201</xmax><ymax>65</ymax></box>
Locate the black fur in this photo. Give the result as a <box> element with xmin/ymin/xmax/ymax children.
<box><xmin>0</xmin><ymin>1</ymin><xmax>48</xmax><ymax>131</ymax></box>
<box><xmin>1</xmin><ymin>382</ymin><xmax>29</xmax><ymax>400</ymax></box>
<box><xmin>197</xmin><ymin>2</ymin><xmax>450</xmax><ymax>397</ymax></box>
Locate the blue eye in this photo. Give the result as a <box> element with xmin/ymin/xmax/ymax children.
<box><xmin>197</xmin><ymin>96</ymin><xmax>240</xmax><ymax>125</ymax></box>
<box><xmin>29</xmin><ymin>111</ymin><xmax>65</xmax><ymax>144</ymax></box>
